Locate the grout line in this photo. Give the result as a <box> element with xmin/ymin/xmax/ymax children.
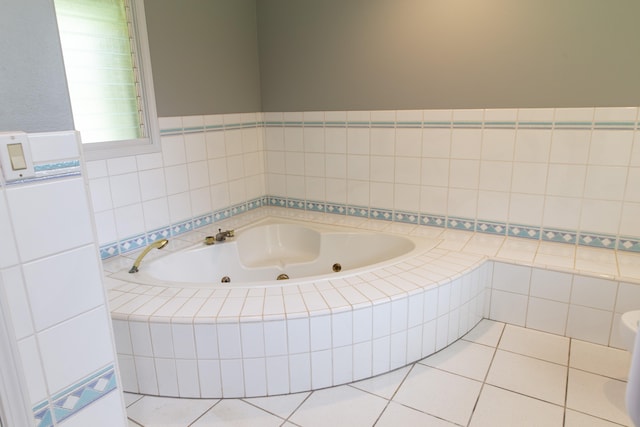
<box><xmin>186</xmin><ymin>398</ymin><xmax>222</xmax><ymax>427</ymax></box>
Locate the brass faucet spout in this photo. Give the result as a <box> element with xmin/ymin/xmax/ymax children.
<box><xmin>128</xmin><ymin>238</ymin><xmax>169</xmax><ymax>273</ymax></box>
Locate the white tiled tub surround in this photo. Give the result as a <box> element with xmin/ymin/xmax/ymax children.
<box><xmin>105</xmin><ymin>208</ymin><xmax>490</xmax><ymax>398</ymax></box>
<box><xmin>0</xmin><ymin>132</ymin><xmax>127</xmax><ymax>426</ymax></box>
<box><xmin>104</xmin><ymin>207</ymin><xmax>640</xmax><ymax>399</ymax></box>
<box><xmin>91</xmin><ymin>107</ymin><xmax>640</xmax><ymax>263</ymax></box>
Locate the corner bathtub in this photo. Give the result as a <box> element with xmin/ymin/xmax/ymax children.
<box><xmin>109</xmin><ymin>216</ymin><xmax>490</xmax><ymax>398</ymax></box>
<box><xmin>129</xmin><ymin>218</ymin><xmax>430</xmax><ymax>287</ymax></box>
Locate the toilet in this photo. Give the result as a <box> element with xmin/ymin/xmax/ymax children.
<box><xmin>621</xmin><ymin>310</ymin><xmax>640</xmax><ymax>426</ymax></box>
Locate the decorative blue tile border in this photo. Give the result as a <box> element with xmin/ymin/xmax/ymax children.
<box><xmin>578</xmin><ymin>233</ymin><xmax>617</xmax><ymax>249</ymax></box>
<box><xmin>508</xmin><ymin>224</ymin><xmax>541</xmax><ymax>240</ymax></box>
<box><xmin>420</xmin><ymin>214</ymin><xmax>446</xmax><ymax>228</ymax></box>
<box><xmin>394</xmin><ymin>210</ymin><xmax>420</xmax><ymax>224</ymax></box>
<box><xmin>348</xmin><ymin>205</ymin><xmax>370</xmax><ymax>218</ymax></box>
<box><xmin>447</xmin><ymin>216</ymin><xmax>476</xmax><ymax>231</ymax></box>
<box><xmin>33</xmin><ymin>364</ymin><xmax>117</xmax><ymax>427</ymax></box>
<box><xmin>541</xmin><ymin>228</ymin><xmax>578</xmax><ymax>245</ymax></box>
<box><xmin>476</xmin><ymin>220</ymin><xmax>507</xmax><ymax>235</ymax></box>
<box><xmin>99</xmin><ymin>194</ymin><xmax>640</xmax><ymax>259</ymax></box>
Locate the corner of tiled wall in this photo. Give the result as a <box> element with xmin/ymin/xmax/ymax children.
<box><xmin>0</xmin><ymin>131</ymin><xmax>126</xmax><ymax>426</ymax></box>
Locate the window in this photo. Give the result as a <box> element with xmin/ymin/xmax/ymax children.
<box><xmin>54</xmin><ymin>0</ymin><xmax>159</xmax><ymax>160</ymax></box>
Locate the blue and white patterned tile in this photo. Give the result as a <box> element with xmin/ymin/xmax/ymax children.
<box><xmin>193</xmin><ymin>214</ymin><xmax>213</xmax><ymax>229</ymax></box>
<box><xmin>578</xmin><ymin>233</ymin><xmax>617</xmax><ymax>249</ymax></box>
<box><xmin>508</xmin><ymin>224</ymin><xmax>541</xmax><ymax>240</ymax></box>
<box><xmin>213</xmin><ymin>208</ymin><xmax>232</xmax><ymax>222</ymax></box>
<box><xmin>447</xmin><ymin>217</ymin><xmax>475</xmax><ymax>231</ymax></box>
<box><xmin>33</xmin><ymin>402</ymin><xmax>53</xmax><ymax>427</ymax></box>
<box><xmin>99</xmin><ymin>243</ymin><xmax>120</xmax><ymax>260</ymax></box>
<box><xmin>230</xmin><ymin>203</ymin><xmax>247</xmax><ymax>216</ymax></box>
<box><xmin>306</xmin><ymin>201</ymin><xmax>326</xmax><ymax>213</ymax></box>
<box><xmin>347</xmin><ymin>205</ymin><xmax>369</xmax><ymax>218</ymax></box>
<box><xmin>51</xmin><ymin>365</ymin><xmax>117</xmax><ymax>424</ymax></box>
<box><xmin>171</xmin><ymin>220</ymin><xmax>194</xmax><ymax>236</ymax></box>
<box><xmin>147</xmin><ymin>227</ymin><xmax>171</xmax><ymax>243</ymax></box>
<box><xmin>618</xmin><ymin>237</ymin><xmax>640</xmax><ymax>253</ymax></box>
<box><xmin>119</xmin><ymin>234</ymin><xmax>147</xmax><ymax>254</ymax></box>
<box><xmin>541</xmin><ymin>228</ymin><xmax>578</xmax><ymax>245</ymax></box>
<box><xmin>268</xmin><ymin>197</ymin><xmax>287</xmax><ymax>208</ymax></box>
<box><xmin>369</xmin><ymin>208</ymin><xmax>393</xmax><ymax>221</ymax></box>
<box><xmin>325</xmin><ymin>203</ymin><xmax>347</xmax><ymax>215</ymax></box>
<box><xmin>476</xmin><ymin>220</ymin><xmax>507</xmax><ymax>235</ymax></box>
<box><xmin>420</xmin><ymin>214</ymin><xmax>446</xmax><ymax>228</ymax></box>
<box><xmin>247</xmin><ymin>197</ymin><xmax>265</xmax><ymax>211</ymax></box>
<box><xmin>394</xmin><ymin>210</ymin><xmax>419</xmax><ymax>224</ymax></box>
<box><xmin>287</xmin><ymin>198</ymin><xmax>306</xmax><ymax>210</ymax></box>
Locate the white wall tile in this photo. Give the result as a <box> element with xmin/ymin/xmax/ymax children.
<box><xmin>0</xmin><ymin>266</ymin><xmax>33</xmax><ymax>339</ymax></box>
<box><xmin>88</xmin><ymin>178</ymin><xmax>113</xmax><ymax>212</ymax></box>
<box><xmin>615</xmin><ymin>282</ymin><xmax>640</xmax><ymax>313</ymax></box>
<box><xmin>310</xmin><ymin>315</ymin><xmax>331</xmax><ymax>351</ymax></box>
<box><xmin>526</xmin><ymin>297</ymin><xmax>568</xmax><ymax>335</ymax></box>
<box><xmin>311</xmin><ymin>349</ymin><xmax>332</xmax><ymax>388</ymax></box>
<box><xmin>481</xmin><ymin>129</ymin><xmax>515</xmax><ymax>161</ymax></box>
<box><xmin>549</xmin><ymin>130</ymin><xmax>591</xmax><ymax>164</ymax></box>
<box><xmin>490</xmin><ymin>290</ymin><xmax>528</xmax><ymax>326</ymax></box>
<box><xmin>58</xmin><ymin>387</ymin><xmax>126</xmax><ymax>427</ymax></box>
<box><xmin>162</xmin><ymin>135</ymin><xmax>187</xmax><ymax>166</ymax></box>
<box><xmin>106</xmin><ymin>156</ymin><xmax>137</xmax><ymax>175</ymax></box>
<box><xmin>566</xmin><ymin>305</ymin><xmax>612</xmax><ymax>345</ymax></box>
<box><xmin>150</xmin><ymin>323</ymin><xmax>174</xmax><ymax>358</ymax></box>
<box><xmin>571</xmin><ymin>275</ymin><xmax>618</xmax><ymax>311</ymax></box>
<box><xmin>215</xmin><ymin>323</ymin><xmax>243</xmax><ymax>359</ymax></box>
<box><xmin>514</xmin><ymin>129</ymin><xmax>552</xmax><ymax>163</ymax></box>
<box><xmin>117</xmin><ymin>354</ymin><xmax>138</xmax><ymax>392</ymax></box>
<box><xmin>240</xmin><ymin>322</ymin><xmax>265</xmax><ymax>358</ymax></box>
<box><xmin>109</xmin><ymin>173</ymin><xmax>141</xmax><ymax>208</ymax></box>
<box><xmin>288</xmin><ymin>353</ymin><xmax>311</xmax><ymax>393</ymax></box>
<box><xmin>372</xmin><ymin>336</ymin><xmax>390</xmax><ymax>375</ymax></box>
<box><xmin>529</xmin><ymin>268</ymin><xmax>572</xmax><ymax>303</ymax></box>
<box><xmin>265</xmin><ymin>355</ymin><xmax>289</xmax><ymax>395</ymax></box>
<box><xmin>588</xmin><ymin>130</ymin><xmax>634</xmax><ymax>166</ymax></box>
<box><xmin>7</xmin><ymin>178</ymin><xmax>93</xmax><ymax>261</ymax></box>
<box><xmin>155</xmin><ymin>358</ymin><xmax>179</xmax><ymax>397</ymax></box>
<box><xmin>129</xmin><ymin>321</ymin><xmax>153</xmax><ymax>357</ymax></box>
<box><xmin>17</xmin><ymin>335</ymin><xmax>47</xmax><ymax>404</ymax></box>
<box><xmin>243</xmin><ymin>358</ymin><xmax>267</xmax><ymax>397</ymax></box>
<box><xmin>93</xmin><ymin>210</ymin><xmax>118</xmax><ymax>245</ymax></box>
<box><xmin>492</xmin><ymin>263</ymin><xmax>531</xmax><ymax>295</ymax></box>
<box><xmin>198</xmin><ymin>360</ymin><xmax>222</xmax><ymax>397</ymax></box>
<box><xmin>176</xmin><ymin>359</ymin><xmax>201</xmax><ymax>398</ymax></box>
<box><xmin>220</xmin><ymin>359</ymin><xmax>245</xmax><ymax>397</ymax></box>
<box><xmin>38</xmin><ymin>307</ymin><xmax>115</xmax><ymax>393</ymax></box>
<box><xmin>24</xmin><ymin>245</ymin><xmax>104</xmax><ymax>331</ymax></box>
<box><xmin>352</xmin><ymin>341</ymin><xmax>373</xmax><ymax>381</ymax></box>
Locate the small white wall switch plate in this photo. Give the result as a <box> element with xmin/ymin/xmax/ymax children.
<box><xmin>0</xmin><ymin>132</ymin><xmax>35</xmax><ymax>181</ymax></box>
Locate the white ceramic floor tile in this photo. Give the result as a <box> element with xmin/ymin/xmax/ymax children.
<box><xmin>127</xmin><ymin>419</ymin><xmax>142</xmax><ymax>427</ymax></box>
<box><xmin>289</xmin><ymin>385</ymin><xmax>388</xmax><ymax>427</ymax></box>
<box><xmin>376</xmin><ymin>401</ymin><xmax>458</xmax><ymax>427</ymax></box>
<box><xmin>127</xmin><ymin>396</ymin><xmax>218</xmax><ymax>427</ymax></box>
<box><xmin>420</xmin><ymin>339</ymin><xmax>495</xmax><ymax>381</ymax></box>
<box><xmin>570</xmin><ymin>339</ymin><xmax>631</xmax><ymax>381</ymax></box>
<box><xmin>349</xmin><ymin>365</ymin><xmax>410</xmax><ymax>399</ymax></box>
<box><xmin>564</xmin><ymin>409</ymin><xmax>624</xmax><ymax>427</ymax></box>
<box><xmin>191</xmin><ymin>399</ymin><xmax>283</xmax><ymax>427</ymax></box>
<box><xmin>242</xmin><ymin>392</ymin><xmax>310</xmax><ymax>419</ymax></box>
<box><xmin>486</xmin><ymin>350</ymin><xmax>567</xmax><ymax>405</ymax></box>
<box><xmin>469</xmin><ymin>384</ymin><xmax>564</xmax><ymax>427</ymax></box>
<box><xmin>566</xmin><ymin>368</ymin><xmax>631</xmax><ymax>426</ymax></box>
<box><xmin>498</xmin><ymin>324</ymin><xmax>570</xmax><ymax>364</ymax></box>
<box><xmin>393</xmin><ymin>364</ymin><xmax>482</xmax><ymax>425</ymax></box>
<box><xmin>461</xmin><ymin>319</ymin><xmax>505</xmax><ymax>347</ymax></box>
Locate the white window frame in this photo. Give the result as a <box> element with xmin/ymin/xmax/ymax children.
<box><xmin>58</xmin><ymin>0</ymin><xmax>161</xmax><ymax>161</ymax></box>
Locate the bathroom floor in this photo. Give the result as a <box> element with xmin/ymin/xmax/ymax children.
<box><xmin>124</xmin><ymin>320</ymin><xmax>632</xmax><ymax>427</ymax></box>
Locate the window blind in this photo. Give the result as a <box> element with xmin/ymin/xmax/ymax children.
<box><xmin>55</xmin><ymin>0</ymin><xmax>143</xmax><ymax>143</ymax></box>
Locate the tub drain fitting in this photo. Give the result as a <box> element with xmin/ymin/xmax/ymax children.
<box><xmin>221</xmin><ymin>276</ymin><xmax>231</xmax><ymax>283</ymax></box>
<box><xmin>332</xmin><ymin>263</ymin><xmax>342</xmax><ymax>272</ymax></box>
<box><xmin>277</xmin><ymin>274</ymin><xmax>289</xmax><ymax>280</ymax></box>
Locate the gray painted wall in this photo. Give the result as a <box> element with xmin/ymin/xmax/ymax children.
<box><xmin>257</xmin><ymin>0</ymin><xmax>640</xmax><ymax>112</ymax></box>
<box><xmin>144</xmin><ymin>0</ymin><xmax>262</xmax><ymax>117</ymax></box>
<box><xmin>0</xmin><ymin>0</ymin><xmax>73</xmax><ymax>132</ymax></box>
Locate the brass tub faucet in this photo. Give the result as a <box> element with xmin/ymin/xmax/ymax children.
<box><xmin>128</xmin><ymin>238</ymin><xmax>169</xmax><ymax>273</ymax></box>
